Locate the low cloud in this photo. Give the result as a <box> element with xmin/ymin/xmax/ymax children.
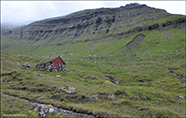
<box><xmin>1</xmin><ymin>1</ymin><xmax>185</xmax><ymax>26</ymax></box>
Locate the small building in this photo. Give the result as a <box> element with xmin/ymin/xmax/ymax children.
<box><xmin>36</xmin><ymin>56</ymin><xmax>67</xmax><ymax>72</ymax></box>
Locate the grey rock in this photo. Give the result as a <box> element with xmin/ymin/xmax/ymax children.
<box><xmin>22</xmin><ymin>62</ymin><xmax>31</xmax><ymax>68</ymax></box>
<box><xmin>89</xmin><ymin>94</ymin><xmax>99</xmax><ymax>101</ymax></box>
<box><xmin>178</xmin><ymin>95</ymin><xmax>184</xmax><ymax>99</ymax></box>
<box><xmin>56</xmin><ymin>75</ymin><xmax>61</xmax><ymax>78</ymax></box>
<box><xmin>105</xmin><ymin>76</ymin><xmax>120</xmax><ymax>85</ymax></box>
<box><xmin>49</xmin><ymin>108</ymin><xmax>55</xmax><ymax>115</ymax></box>
<box><xmin>108</xmin><ymin>94</ymin><xmax>116</xmax><ymax>100</ymax></box>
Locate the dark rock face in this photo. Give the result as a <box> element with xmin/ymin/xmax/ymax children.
<box><xmin>2</xmin><ymin>3</ymin><xmax>169</xmax><ymax>43</ymax></box>
<box><xmin>126</xmin><ymin>34</ymin><xmax>145</xmax><ymax>50</ymax></box>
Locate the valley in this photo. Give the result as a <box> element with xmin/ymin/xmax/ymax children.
<box><xmin>1</xmin><ymin>3</ymin><xmax>186</xmax><ymax>118</ymax></box>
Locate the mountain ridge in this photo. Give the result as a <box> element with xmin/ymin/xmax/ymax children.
<box><xmin>1</xmin><ymin>3</ymin><xmax>185</xmax><ymax>58</ymax></box>
<box><xmin>2</xmin><ymin>3</ymin><xmax>169</xmax><ymax>41</ymax></box>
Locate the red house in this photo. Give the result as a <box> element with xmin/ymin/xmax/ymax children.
<box><xmin>36</xmin><ymin>56</ymin><xmax>67</xmax><ymax>72</ymax></box>
<box><xmin>53</xmin><ymin>56</ymin><xmax>66</xmax><ymax>71</ymax></box>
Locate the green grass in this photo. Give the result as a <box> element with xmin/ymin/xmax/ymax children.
<box><xmin>1</xmin><ymin>13</ymin><xmax>185</xmax><ymax>117</ymax></box>
<box><xmin>1</xmin><ymin>44</ymin><xmax>185</xmax><ymax>117</ymax></box>
<box><xmin>1</xmin><ymin>94</ymin><xmax>36</xmax><ymax>117</ymax></box>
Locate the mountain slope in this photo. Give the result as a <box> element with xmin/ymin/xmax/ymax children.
<box><xmin>2</xmin><ymin>3</ymin><xmax>185</xmax><ymax>58</ymax></box>
<box><xmin>1</xmin><ymin>3</ymin><xmax>186</xmax><ymax>117</ymax></box>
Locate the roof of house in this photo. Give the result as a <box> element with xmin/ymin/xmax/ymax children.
<box><xmin>53</xmin><ymin>56</ymin><xmax>66</xmax><ymax>65</ymax></box>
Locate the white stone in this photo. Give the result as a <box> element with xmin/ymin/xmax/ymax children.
<box><xmin>57</xmin><ymin>86</ymin><xmax>76</xmax><ymax>93</ymax></box>
<box><xmin>178</xmin><ymin>95</ymin><xmax>184</xmax><ymax>99</ymax></box>
<box><xmin>49</xmin><ymin>108</ymin><xmax>55</xmax><ymax>115</ymax></box>
<box><xmin>89</xmin><ymin>94</ymin><xmax>98</xmax><ymax>101</ymax></box>
<box><xmin>56</xmin><ymin>75</ymin><xmax>61</xmax><ymax>78</ymax></box>
<box><xmin>108</xmin><ymin>94</ymin><xmax>116</xmax><ymax>100</ymax></box>
<box><xmin>39</xmin><ymin>73</ymin><xmax>46</xmax><ymax>77</ymax></box>
<box><xmin>114</xmin><ymin>80</ymin><xmax>120</xmax><ymax>85</ymax></box>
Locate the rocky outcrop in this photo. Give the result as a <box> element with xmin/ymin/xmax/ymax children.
<box><xmin>30</xmin><ymin>104</ymin><xmax>55</xmax><ymax>117</ymax></box>
<box><xmin>104</xmin><ymin>76</ymin><xmax>120</xmax><ymax>85</ymax></box>
<box><xmin>126</xmin><ymin>34</ymin><xmax>145</xmax><ymax>50</ymax></box>
<box><xmin>2</xmin><ymin>3</ymin><xmax>185</xmax><ymax>57</ymax></box>
<box><xmin>3</xmin><ymin>3</ymin><xmax>169</xmax><ymax>43</ymax></box>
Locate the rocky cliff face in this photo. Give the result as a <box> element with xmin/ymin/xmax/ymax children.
<box><xmin>2</xmin><ymin>3</ymin><xmax>186</xmax><ymax>57</ymax></box>
<box><xmin>3</xmin><ymin>3</ymin><xmax>169</xmax><ymax>43</ymax></box>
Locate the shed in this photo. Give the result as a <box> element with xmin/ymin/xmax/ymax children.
<box><xmin>53</xmin><ymin>56</ymin><xmax>66</xmax><ymax>71</ymax></box>
<box><xmin>36</xmin><ymin>56</ymin><xmax>67</xmax><ymax>72</ymax></box>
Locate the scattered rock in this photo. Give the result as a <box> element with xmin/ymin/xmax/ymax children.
<box><xmin>178</xmin><ymin>95</ymin><xmax>184</xmax><ymax>99</ymax></box>
<box><xmin>39</xmin><ymin>73</ymin><xmax>46</xmax><ymax>77</ymax></box>
<box><xmin>22</xmin><ymin>62</ymin><xmax>31</xmax><ymax>68</ymax></box>
<box><xmin>114</xmin><ymin>80</ymin><xmax>120</xmax><ymax>85</ymax></box>
<box><xmin>105</xmin><ymin>82</ymin><xmax>109</xmax><ymax>85</ymax></box>
<box><xmin>93</xmin><ymin>61</ymin><xmax>97</xmax><ymax>63</ymax></box>
<box><xmin>17</xmin><ymin>62</ymin><xmax>20</xmax><ymax>65</ymax></box>
<box><xmin>57</xmin><ymin>86</ymin><xmax>76</xmax><ymax>93</ymax></box>
<box><xmin>108</xmin><ymin>94</ymin><xmax>116</xmax><ymax>100</ymax></box>
<box><xmin>30</xmin><ymin>104</ymin><xmax>55</xmax><ymax>117</ymax></box>
<box><xmin>104</xmin><ymin>76</ymin><xmax>120</xmax><ymax>85</ymax></box>
<box><xmin>49</xmin><ymin>107</ymin><xmax>55</xmax><ymax>115</ymax></box>
<box><xmin>89</xmin><ymin>94</ymin><xmax>99</xmax><ymax>101</ymax></box>
<box><xmin>152</xmin><ymin>91</ymin><xmax>156</xmax><ymax>93</ymax></box>
<box><xmin>166</xmin><ymin>68</ymin><xmax>173</xmax><ymax>73</ymax></box>
<box><xmin>56</xmin><ymin>75</ymin><xmax>61</xmax><ymax>78</ymax></box>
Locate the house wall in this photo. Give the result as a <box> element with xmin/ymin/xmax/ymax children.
<box><xmin>36</xmin><ymin>56</ymin><xmax>67</xmax><ymax>72</ymax></box>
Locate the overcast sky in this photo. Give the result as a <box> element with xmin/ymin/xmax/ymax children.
<box><xmin>1</xmin><ymin>1</ymin><xmax>185</xmax><ymax>26</ymax></box>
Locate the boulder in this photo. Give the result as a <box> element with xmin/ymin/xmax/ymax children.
<box><xmin>108</xmin><ymin>94</ymin><xmax>116</xmax><ymax>100</ymax></box>
<box><xmin>104</xmin><ymin>76</ymin><xmax>120</xmax><ymax>85</ymax></box>
<box><xmin>17</xmin><ymin>62</ymin><xmax>20</xmax><ymax>65</ymax></box>
<box><xmin>114</xmin><ymin>80</ymin><xmax>120</xmax><ymax>85</ymax></box>
<box><xmin>89</xmin><ymin>94</ymin><xmax>99</xmax><ymax>101</ymax></box>
<box><xmin>30</xmin><ymin>104</ymin><xmax>56</xmax><ymax>117</ymax></box>
<box><xmin>56</xmin><ymin>75</ymin><xmax>61</xmax><ymax>78</ymax></box>
<box><xmin>178</xmin><ymin>95</ymin><xmax>184</xmax><ymax>99</ymax></box>
<box><xmin>22</xmin><ymin>62</ymin><xmax>31</xmax><ymax>68</ymax></box>
<box><xmin>57</xmin><ymin>86</ymin><xmax>76</xmax><ymax>93</ymax></box>
<box><xmin>39</xmin><ymin>73</ymin><xmax>46</xmax><ymax>77</ymax></box>
<box><xmin>49</xmin><ymin>108</ymin><xmax>55</xmax><ymax>115</ymax></box>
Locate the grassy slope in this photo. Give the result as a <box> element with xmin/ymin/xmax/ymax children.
<box><xmin>1</xmin><ymin>15</ymin><xmax>184</xmax><ymax>57</ymax></box>
<box><xmin>1</xmin><ymin>14</ymin><xmax>185</xmax><ymax>117</ymax></box>
<box><xmin>1</xmin><ymin>26</ymin><xmax>185</xmax><ymax>117</ymax></box>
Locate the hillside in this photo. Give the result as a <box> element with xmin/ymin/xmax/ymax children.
<box><xmin>2</xmin><ymin>3</ymin><xmax>185</xmax><ymax>58</ymax></box>
<box><xmin>1</xmin><ymin>3</ymin><xmax>186</xmax><ymax>118</ymax></box>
